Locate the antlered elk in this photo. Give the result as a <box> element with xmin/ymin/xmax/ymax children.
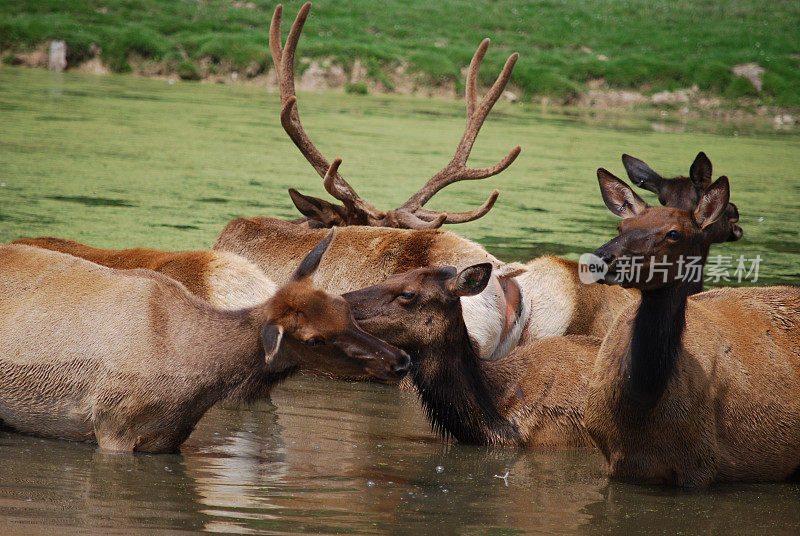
<box><xmin>584</xmin><ymin>171</ymin><xmax>800</xmax><ymax>486</ymax></box>
<box><xmin>215</xmin><ymin>8</ymin><xmax>740</xmax><ymax>354</ymax></box>
<box><xmin>12</xmin><ymin>236</ymin><xmax>276</xmax><ymax>310</ymax></box>
<box><xmin>271</xmin><ymin>2</ymin><xmax>520</xmax><ymax>229</ymax></box>
<box><xmin>0</xmin><ymin>232</ymin><xmax>409</xmax><ymax>453</ymax></box>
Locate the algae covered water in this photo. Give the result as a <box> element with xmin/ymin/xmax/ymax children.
<box><xmin>1</xmin><ymin>68</ymin><xmax>799</xmax><ymax>534</ymax></box>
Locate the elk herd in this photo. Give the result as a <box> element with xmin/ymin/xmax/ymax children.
<box><xmin>1</xmin><ymin>2</ymin><xmax>798</xmax><ymax>488</ymax></box>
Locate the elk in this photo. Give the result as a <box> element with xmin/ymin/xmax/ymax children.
<box><xmin>270</xmin><ymin>2</ymin><xmax>520</xmax><ymax>230</ymax></box>
<box><xmin>12</xmin><ymin>236</ymin><xmax>276</xmax><ymax>310</ymax></box>
<box><xmin>340</xmin><ymin>262</ymin><xmax>598</xmax><ymax>447</ymax></box>
<box><xmin>337</xmin><ymin>178</ymin><xmax>744</xmax><ymax>449</ymax></box>
<box><xmin>0</xmin><ymin>232</ymin><xmax>409</xmax><ymax>453</ymax></box>
<box><xmin>584</xmin><ymin>171</ymin><xmax>800</xmax><ymax>486</ymax></box>
<box><xmin>622</xmin><ymin>151</ymin><xmax>743</xmax><ymax>292</ymax></box>
<box><xmin>214</xmin><ymin>11</ymin><xmax>749</xmax><ymax>357</ymax></box>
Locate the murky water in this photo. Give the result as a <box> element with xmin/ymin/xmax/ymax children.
<box><xmin>1</xmin><ymin>68</ymin><xmax>800</xmax><ymax>534</ymax></box>
<box><xmin>1</xmin><ymin>376</ymin><xmax>799</xmax><ymax>535</ymax></box>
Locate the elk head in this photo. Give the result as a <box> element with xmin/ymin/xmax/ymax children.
<box><xmin>262</xmin><ymin>229</ymin><xmax>410</xmax><ymax>380</ymax></box>
<box><xmin>621</xmin><ymin>152</ymin><xmax>742</xmax><ymax>243</ymax></box>
<box><xmin>342</xmin><ymin>263</ymin><xmax>493</xmax><ymax>354</ymax></box>
<box><xmin>593</xmin><ymin>169</ymin><xmax>731</xmax><ymax>291</ymax></box>
<box><xmin>342</xmin><ymin>263</ymin><xmax>523</xmax><ymax>445</ymax></box>
<box><xmin>270</xmin><ymin>3</ymin><xmax>520</xmax><ymax>229</ymax></box>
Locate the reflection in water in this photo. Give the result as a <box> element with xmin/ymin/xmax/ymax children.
<box><xmin>1</xmin><ymin>374</ymin><xmax>798</xmax><ymax>534</ymax></box>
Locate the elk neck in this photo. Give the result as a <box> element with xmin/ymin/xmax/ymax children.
<box><xmin>221</xmin><ymin>302</ymin><xmax>301</xmax><ymax>403</ymax></box>
<box><xmin>625</xmin><ymin>281</ymin><xmax>690</xmax><ymax>408</ymax></box>
<box><xmin>410</xmin><ymin>319</ymin><xmax>523</xmax><ymax>446</ymax></box>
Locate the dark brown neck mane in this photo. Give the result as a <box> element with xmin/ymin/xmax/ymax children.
<box><xmin>410</xmin><ymin>318</ymin><xmax>523</xmax><ymax>446</ymax></box>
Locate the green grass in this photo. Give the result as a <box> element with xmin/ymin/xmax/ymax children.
<box><xmin>1</xmin><ymin>67</ymin><xmax>799</xmax><ymax>285</ymax></box>
<box><xmin>1</xmin><ymin>0</ymin><xmax>799</xmax><ymax>105</ymax></box>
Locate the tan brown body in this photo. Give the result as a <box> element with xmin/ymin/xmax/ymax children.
<box><xmin>586</xmin><ymin>286</ymin><xmax>800</xmax><ymax>485</ymax></box>
<box><xmin>585</xmin><ymin>171</ymin><xmax>800</xmax><ymax>486</ymax></box>
<box><xmin>13</xmin><ymin>237</ymin><xmax>276</xmax><ymax>310</ymax></box>
<box><xmin>505</xmin><ymin>335</ymin><xmax>600</xmax><ymax>448</ymax></box>
<box><xmin>518</xmin><ymin>256</ymin><xmax>637</xmax><ymax>340</ymax></box>
<box><xmin>215</xmin><ymin>217</ymin><xmax>631</xmax><ymax>356</ymax></box>
<box><xmin>0</xmin><ymin>241</ymin><xmax>408</xmax><ymax>452</ymax></box>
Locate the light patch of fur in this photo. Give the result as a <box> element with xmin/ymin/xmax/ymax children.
<box><xmin>205</xmin><ymin>251</ymin><xmax>277</xmax><ymax>310</ymax></box>
<box><xmin>461</xmin><ymin>274</ymin><xmax>531</xmax><ymax>361</ymax></box>
<box><xmin>515</xmin><ymin>257</ymin><xmax>576</xmax><ymax>341</ymax></box>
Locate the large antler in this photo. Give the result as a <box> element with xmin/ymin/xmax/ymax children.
<box><xmin>271</xmin><ymin>3</ymin><xmax>520</xmax><ymax>229</ymax></box>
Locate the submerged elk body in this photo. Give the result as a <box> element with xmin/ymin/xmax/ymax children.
<box><xmin>0</xmin><ymin>234</ymin><xmax>408</xmax><ymax>452</ymax></box>
<box><xmin>585</xmin><ymin>171</ymin><xmax>800</xmax><ymax>486</ymax></box>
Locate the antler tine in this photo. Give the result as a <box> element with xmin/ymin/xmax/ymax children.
<box><xmin>398</xmin><ymin>42</ymin><xmax>520</xmax><ymax>214</ymax></box>
<box><xmin>322</xmin><ymin>158</ymin><xmax>386</xmax><ymax>217</ymax></box>
<box><xmin>271</xmin><ymin>3</ymin><xmax>385</xmax><ymax>223</ymax></box>
<box><xmin>268</xmin><ymin>4</ymin><xmax>284</xmax><ymax>78</ymax></box>
<box><xmin>390</xmin><ymin>210</ymin><xmax>447</xmax><ymax>230</ymax></box>
<box><xmin>454</xmin><ymin>50</ymin><xmax>520</xmax><ymax>168</ymax></box>
<box><xmin>415</xmin><ymin>189</ymin><xmax>500</xmax><ymax>224</ymax></box>
<box><xmin>271</xmin><ymin>3</ymin><xmax>331</xmax><ymax>178</ymax></box>
<box><xmin>466</xmin><ymin>39</ymin><xmax>490</xmax><ymax>119</ymax></box>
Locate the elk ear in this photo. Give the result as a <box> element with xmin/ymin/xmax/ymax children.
<box><xmin>446</xmin><ymin>263</ymin><xmax>493</xmax><ymax>297</ymax></box>
<box><xmin>261</xmin><ymin>324</ymin><xmax>284</xmax><ymax>363</ymax></box>
<box><xmin>288</xmin><ymin>189</ymin><xmax>346</xmax><ymax>227</ymax></box>
<box><xmin>598</xmin><ymin>168</ymin><xmax>648</xmax><ymax>219</ymax></box>
<box><xmin>689</xmin><ymin>152</ymin><xmax>713</xmax><ymax>189</ymax></box>
<box><xmin>622</xmin><ymin>154</ymin><xmax>663</xmax><ymax>194</ymax></box>
<box><xmin>292</xmin><ymin>228</ymin><xmax>336</xmax><ymax>280</ymax></box>
<box><xmin>693</xmin><ymin>176</ymin><xmax>730</xmax><ymax>230</ymax></box>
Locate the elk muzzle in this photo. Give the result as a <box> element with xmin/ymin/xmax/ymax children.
<box><xmin>333</xmin><ymin>327</ymin><xmax>411</xmax><ymax>381</ymax></box>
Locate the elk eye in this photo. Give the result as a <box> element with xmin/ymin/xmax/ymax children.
<box><xmin>398</xmin><ymin>290</ymin><xmax>416</xmax><ymax>301</ymax></box>
<box><xmin>666</xmin><ymin>230</ymin><xmax>681</xmax><ymax>240</ymax></box>
<box><xmin>306</xmin><ymin>337</ymin><xmax>325</xmax><ymax>347</ymax></box>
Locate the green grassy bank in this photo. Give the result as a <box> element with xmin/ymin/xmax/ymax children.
<box><xmin>1</xmin><ymin>0</ymin><xmax>799</xmax><ymax>106</ymax></box>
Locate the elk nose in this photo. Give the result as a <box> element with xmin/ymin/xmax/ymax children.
<box><xmin>392</xmin><ymin>351</ymin><xmax>411</xmax><ymax>375</ymax></box>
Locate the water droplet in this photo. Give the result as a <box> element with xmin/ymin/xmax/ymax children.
<box><xmin>367</xmin><ymin>480</ymin><xmax>375</xmax><ymax>487</ymax></box>
<box><xmin>435</xmin><ymin>465</ymin><xmax>444</xmax><ymax>473</ymax></box>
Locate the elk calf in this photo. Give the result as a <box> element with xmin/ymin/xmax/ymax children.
<box><xmin>585</xmin><ymin>171</ymin><xmax>800</xmax><ymax>486</ymax></box>
<box><xmin>0</xmin><ymin>232</ymin><xmax>409</xmax><ymax>453</ymax></box>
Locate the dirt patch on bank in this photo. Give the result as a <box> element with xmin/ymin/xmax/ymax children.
<box><xmin>1</xmin><ymin>46</ymin><xmax>795</xmax><ymax>133</ymax></box>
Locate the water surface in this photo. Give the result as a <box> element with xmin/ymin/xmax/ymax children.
<box><xmin>1</xmin><ymin>376</ymin><xmax>798</xmax><ymax>535</ymax></box>
<box><xmin>1</xmin><ymin>68</ymin><xmax>799</xmax><ymax>534</ymax></box>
